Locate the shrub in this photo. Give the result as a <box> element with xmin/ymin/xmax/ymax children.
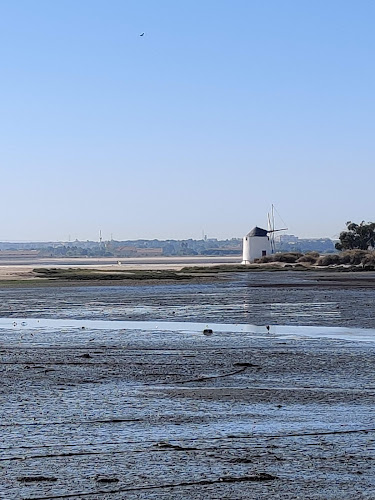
<box><xmin>317</xmin><ymin>254</ymin><xmax>341</xmax><ymax>266</ymax></box>
<box><xmin>361</xmin><ymin>252</ymin><xmax>375</xmax><ymax>268</ymax></box>
<box><xmin>339</xmin><ymin>250</ymin><xmax>368</xmax><ymax>265</ymax></box>
<box><xmin>275</xmin><ymin>252</ymin><xmax>303</xmax><ymax>263</ymax></box>
<box><xmin>297</xmin><ymin>252</ymin><xmax>320</xmax><ymax>264</ymax></box>
<box><xmin>255</xmin><ymin>252</ymin><xmax>303</xmax><ymax>264</ymax></box>
<box><xmin>254</xmin><ymin>255</ymin><xmax>275</xmax><ymax>263</ymax></box>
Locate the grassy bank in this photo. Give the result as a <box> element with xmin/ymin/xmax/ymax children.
<box><xmin>33</xmin><ymin>268</ymin><xmax>196</xmax><ymax>281</ymax></box>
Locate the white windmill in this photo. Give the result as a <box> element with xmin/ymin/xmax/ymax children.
<box><xmin>242</xmin><ymin>205</ymin><xmax>287</xmax><ymax>264</ymax></box>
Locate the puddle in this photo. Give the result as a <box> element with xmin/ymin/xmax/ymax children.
<box><xmin>1</xmin><ymin>317</ymin><xmax>375</xmax><ymax>343</ymax></box>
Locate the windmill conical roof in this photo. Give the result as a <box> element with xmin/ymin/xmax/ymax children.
<box><xmin>246</xmin><ymin>226</ymin><xmax>268</xmax><ymax>237</ymax></box>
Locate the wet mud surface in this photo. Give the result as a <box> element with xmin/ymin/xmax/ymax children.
<box><xmin>1</xmin><ymin>271</ymin><xmax>375</xmax><ymax>499</ymax></box>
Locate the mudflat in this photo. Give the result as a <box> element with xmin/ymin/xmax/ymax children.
<box><xmin>1</xmin><ymin>271</ymin><xmax>375</xmax><ymax>499</ymax></box>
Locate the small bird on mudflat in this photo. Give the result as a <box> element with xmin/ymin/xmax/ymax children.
<box><xmin>140</xmin><ymin>32</ymin><xmax>145</xmax><ymax>36</ymax></box>
<box><xmin>266</xmin><ymin>325</ymin><xmax>270</xmax><ymax>332</ymax></box>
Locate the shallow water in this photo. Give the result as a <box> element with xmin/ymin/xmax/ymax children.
<box><xmin>1</xmin><ymin>271</ymin><xmax>375</xmax><ymax>328</ymax></box>
<box><xmin>2</xmin><ymin>316</ymin><xmax>375</xmax><ymax>343</ymax></box>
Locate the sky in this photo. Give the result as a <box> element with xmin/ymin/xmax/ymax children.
<box><xmin>1</xmin><ymin>0</ymin><xmax>374</xmax><ymax>241</ymax></box>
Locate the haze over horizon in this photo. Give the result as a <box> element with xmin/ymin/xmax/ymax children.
<box><xmin>1</xmin><ymin>1</ymin><xmax>374</xmax><ymax>242</ymax></box>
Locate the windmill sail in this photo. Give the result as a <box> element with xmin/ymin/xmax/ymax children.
<box><xmin>267</xmin><ymin>205</ymin><xmax>287</xmax><ymax>254</ymax></box>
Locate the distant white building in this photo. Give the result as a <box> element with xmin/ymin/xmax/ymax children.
<box><xmin>242</xmin><ymin>226</ymin><xmax>271</xmax><ymax>264</ymax></box>
<box><xmin>277</xmin><ymin>234</ymin><xmax>298</xmax><ymax>243</ymax></box>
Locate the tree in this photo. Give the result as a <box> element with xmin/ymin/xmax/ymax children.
<box><xmin>335</xmin><ymin>221</ymin><xmax>375</xmax><ymax>251</ymax></box>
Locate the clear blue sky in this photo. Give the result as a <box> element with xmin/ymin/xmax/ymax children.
<box><xmin>1</xmin><ymin>0</ymin><xmax>374</xmax><ymax>241</ymax></box>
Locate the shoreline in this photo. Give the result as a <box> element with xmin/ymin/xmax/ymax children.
<box><xmin>0</xmin><ymin>253</ymin><xmax>375</xmax><ymax>289</ymax></box>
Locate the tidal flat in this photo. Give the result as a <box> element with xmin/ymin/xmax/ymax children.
<box><xmin>1</xmin><ymin>271</ymin><xmax>375</xmax><ymax>499</ymax></box>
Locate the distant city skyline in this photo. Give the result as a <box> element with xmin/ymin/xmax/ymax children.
<box><xmin>0</xmin><ymin>232</ymin><xmax>337</xmax><ymax>244</ymax></box>
<box><xmin>1</xmin><ymin>1</ymin><xmax>374</xmax><ymax>241</ymax></box>
<box><xmin>0</xmin><ymin>224</ymin><xmax>357</xmax><ymax>242</ymax></box>
<box><xmin>0</xmin><ymin>233</ymin><xmax>336</xmax><ymax>257</ymax></box>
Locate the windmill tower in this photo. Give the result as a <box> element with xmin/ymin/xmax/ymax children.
<box><xmin>242</xmin><ymin>227</ymin><xmax>271</xmax><ymax>264</ymax></box>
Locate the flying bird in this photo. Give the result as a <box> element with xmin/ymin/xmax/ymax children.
<box><xmin>140</xmin><ymin>32</ymin><xmax>145</xmax><ymax>36</ymax></box>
